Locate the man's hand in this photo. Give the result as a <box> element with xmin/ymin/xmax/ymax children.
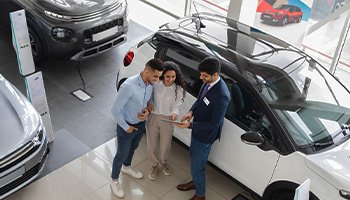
<box><xmin>147</xmin><ymin>102</ymin><xmax>154</xmax><ymax>112</ymax></box>
<box><xmin>170</xmin><ymin>113</ymin><xmax>178</xmax><ymax>121</ymax></box>
<box><xmin>181</xmin><ymin>111</ymin><xmax>193</xmax><ymax>122</ymax></box>
<box><xmin>137</xmin><ymin>108</ymin><xmax>150</xmax><ymax>121</ymax></box>
<box><xmin>126</xmin><ymin>126</ymin><xmax>138</xmax><ymax>133</ymax></box>
<box><xmin>175</xmin><ymin>120</ymin><xmax>190</xmax><ymax>129</ymax></box>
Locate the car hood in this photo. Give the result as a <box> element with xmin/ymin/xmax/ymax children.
<box><xmin>31</xmin><ymin>0</ymin><xmax>121</xmax><ymax>16</ymax></box>
<box><xmin>305</xmin><ymin>139</ymin><xmax>350</xmax><ymax>191</ymax></box>
<box><xmin>0</xmin><ymin>75</ymin><xmax>40</xmax><ymax>160</ymax></box>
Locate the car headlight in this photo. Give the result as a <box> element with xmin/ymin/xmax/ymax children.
<box><xmin>52</xmin><ymin>27</ymin><xmax>72</xmax><ymax>41</ymax></box>
<box><xmin>44</xmin><ymin>11</ymin><xmax>71</xmax><ymax>21</ymax></box>
<box><xmin>340</xmin><ymin>190</ymin><xmax>350</xmax><ymax>199</ymax></box>
<box><xmin>33</xmin><ymin>124</ymin><xmax>44</xmax><ymax>146</ymax></box>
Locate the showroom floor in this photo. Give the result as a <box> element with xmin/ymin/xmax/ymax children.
<box><xmin>0</xmin><ymin>0</ymin><xmax>252</xmax><ymax>200</ymax></box>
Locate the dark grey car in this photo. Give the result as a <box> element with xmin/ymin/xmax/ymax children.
<box><xmin>0</xmin><ymin>0</ymin><xmax>128</xmax><ymax>62</ymax></box>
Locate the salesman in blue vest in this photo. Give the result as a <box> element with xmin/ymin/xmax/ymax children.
<box><xmin>176</xmin><ymin>57</ymin><xmax>231</xmax><ymax>200</ymax></box>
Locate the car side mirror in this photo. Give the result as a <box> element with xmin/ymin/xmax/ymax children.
<box><xmin>241</xmin><ymin>131</ymin><xmax>265</xmax><ymax>146</ymax></box>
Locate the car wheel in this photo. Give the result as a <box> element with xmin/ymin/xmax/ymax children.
<box><xmin>269</xmin><ymin>189</ymin><xmax>294</xmax><ymax>200</ymax></box>
<box><xmin>268</xmin><ymin>189</ymin><xmax>319</xmax><ymax>200</ymax></box>
<box><xmin>28</xmin><ymin>27</ymin><xmax>44</xmax><ymax>63</ymax></box>
<box><xmin>281</xmin><ymin>17</ymin><xmax>288</xmax><ymax>26</ymax></box>
<box><xmin>296</xmin><ymin>16</ymin><xmax>302</xmax><ymax>23</ymax></box>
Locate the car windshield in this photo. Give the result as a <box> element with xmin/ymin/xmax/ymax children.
<box><xmin>276</xmin><ymin>5</ymin><xmax>291</xmax><ymax>10</ymax></box>
<box><xmin>247</xmin><ymin>51</ymin><xmax>350</xmax><ymax>149</ymax></box>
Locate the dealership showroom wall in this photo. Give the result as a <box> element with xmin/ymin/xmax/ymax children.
<box><xmin>1</xmin><ymin>0</ymin><xmax>350</xmax><ymax>200</ymax></box>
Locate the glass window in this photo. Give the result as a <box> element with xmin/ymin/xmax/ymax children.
<box><xmin>163</xmin><ymin>48</ymin><xmax>202</xmax><ymax>95</ymax></box>
<box><xmin>141</xmin><ymin>0</ymin><xmax>186</xmax><ymax>17</ymax></box>
<box><xmin>223</xmin><ymin>78</ymin><xmax>275</xmax><ymax>142</ymax></box>
<box><xmin>190</xmin><ymin>0</ymin><xmax>228</xmax><ymax>16</ymax></box>
<box><xmin>250</xmin><ymin>56</ymin><xmax>350</xmax><ymax>149</ymax></box>
<box><xmin>303</xmin><ymin>6</ymin><xmax>349</xmax><ymax>90</ymax></box>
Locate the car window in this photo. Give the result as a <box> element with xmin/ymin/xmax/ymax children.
<box><xmin>224</xmin><ymin>78</ymin><xmax>275</xmax><ymax>142</ymax></box>
<box><xmin>162</xmin><ymin>48</ymin><xmax>203</xmax><ymax>95</ymax></box>
<box><xmin>265</xmin><ymin>0</ymin><xmax>276</xmax><ymax>5</ymax></box>
<box><xmin>276</xmin><ymin>5</ymin><xmax>291</xmax><ymax>10</ymax></box>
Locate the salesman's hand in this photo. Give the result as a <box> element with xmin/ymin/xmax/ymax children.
<box><xmin>137</xmin><ymin>108</ymin><xmax>149</xmax><ymax>121</ymax></box>
<box><xmin>175</xmin><ymin>120</ymin><xmax>190</xmax><ymax>129</ymax></box>
<box><xmin>181</xmin><ymin>111</ymin><xmax>193</xmax><ymax>122</ymax></box>
<box><xmin>126</xmin><ymin>126</ymin><xmax>138</xmax><ymax>133</ymax></box>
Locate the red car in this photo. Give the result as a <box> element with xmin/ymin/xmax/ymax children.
<box><xmin>261</xmin><ymin>4</ymin><xmax>303</xmax><ymax>26</ymax></box>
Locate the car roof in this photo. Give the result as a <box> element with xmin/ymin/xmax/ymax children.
<box><xmin>157</xmin><ymin>13</ymin><xmax>306</xmax><ymax>73</ymax></box>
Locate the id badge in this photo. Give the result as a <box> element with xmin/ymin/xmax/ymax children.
<box><xmin>203</xmin><ymin>97</ymin><xmax>210</xmax><ymax>106</ymax></box>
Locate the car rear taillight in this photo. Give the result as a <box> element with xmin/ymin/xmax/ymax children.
<box><xmin>123</xmin><ymin>49</ymin><xmax>134</xmax><ymax>67</ymax></box>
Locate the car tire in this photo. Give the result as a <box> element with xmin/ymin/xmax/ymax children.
<box><xmin>268</xmin><ymin>189</ymin><xmax>319</xmax><ymax>200</ymax></box>
<box><xmin>281</xmin><ymin>17</ymin><xmax>288</xmax><ymax>26</ymax></box>
<box><xmin>269</xmin><ymin>189</ymin><xmax>294</xmax><ymax>200</ymax></box>
<box><xmin>296</xmin><ymin>16</ymin><xmax>302</xmax><ymax>23</ymax></box>
<box><xmin>28</xmin><ymin>27</ymin><xmax>44</xmax><ymax>64</ymax></box>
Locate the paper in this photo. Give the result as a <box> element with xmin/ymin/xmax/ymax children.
<box><xmin>161</xmin><ymin>119</ymin><xmax>183</xmax><ymax>125</ymax></box>
<box><xmin>294</xmin><ymin>179</ymin><xmax>310</xmax><ymax>200</ymax></box>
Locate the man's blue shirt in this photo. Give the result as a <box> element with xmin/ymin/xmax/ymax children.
<box><xmin>111</xmin><ymin>73</ymin><xmax>153</xmax><ymax>131</ymax></box>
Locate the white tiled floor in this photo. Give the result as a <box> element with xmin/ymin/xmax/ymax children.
<box><xmin>6</xmin><ymin>136</ymin><xmax>252</xmax><ymax>200</ymax></box>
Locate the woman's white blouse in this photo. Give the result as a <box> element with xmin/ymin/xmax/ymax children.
<box><xmin>151</xmin><ymin>81</ymin><xmax>184</xmax><ymax>115</ymax></box>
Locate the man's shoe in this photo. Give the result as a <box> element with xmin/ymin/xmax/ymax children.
<box><xmin>121</xmin><ymin>165</ymin><xmax>143</xmax><ymax>179</ymax></box>
<box><xmin>148</xmin><ymin>166</ymin><xmax>158</xmax><ymax>181</ymax></box>
<box><xmin>161</xmin><ymin>163</ymin><xmax>171</xmax><ymax>176</ymax></box>
<box><xmin>190</xmin><ymin>194</ymin><xmax>205</xmax><ymax>200</ymax></box>
<box><xmin>189</xmin><ymin>194</ymin><xmax>205</xmax><ymax>200</ymax></box>
<box><xmin>110</xmin><ymin>180</ymin><xmax>125</xmax><ymax>198</ymax></box>
<box><xmin>177</xmin><ymin>180</ymin><xmax>195</xmax><ymax>191</ymax></box>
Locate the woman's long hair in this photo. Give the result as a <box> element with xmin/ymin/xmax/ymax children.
<box><xmin>160</xmin><ymin>61</ymin><xmax>186</xmax><ymax>101</ymax></box>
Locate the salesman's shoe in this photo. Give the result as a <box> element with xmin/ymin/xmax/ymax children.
<box><xmin>177</xmin><ymin>180</ymin><xmax>195</xmax><ymax>191</ymax></box>
<box><xmin>189</xmin><ymin>194</ymin><xmax>205</xmax><ymax>200</ymax></box>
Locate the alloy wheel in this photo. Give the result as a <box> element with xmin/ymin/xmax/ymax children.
<box><xmin>29</xmin><ymin>33</ymin><xmax>38</xmax><ymax>57</ymax></box>
<box><xmin>282</xmin><ymin>17</ymin><xmax>288</xmax><ymax>26</ymax></box>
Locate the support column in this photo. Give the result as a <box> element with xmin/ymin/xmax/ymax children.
<box><xmin>227</xmin><ymin>0</ymin><xmax>258</xmax><ymax>26</ymax></box>
<box><xmin>329</xmin><ymin>10</ymin><xmax>350</xmax><ymax>74</ymax></box>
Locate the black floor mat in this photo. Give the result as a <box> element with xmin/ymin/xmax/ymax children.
<box><xmin>232</xmin><ymin>194</ymin><xmax>250</xmax><ymax>200</ymax></box>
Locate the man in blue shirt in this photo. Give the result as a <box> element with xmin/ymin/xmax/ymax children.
<box><xmin>110</xmin><ymin>58</ymin><xmax>164</xmax><ymax>198</ymax></box>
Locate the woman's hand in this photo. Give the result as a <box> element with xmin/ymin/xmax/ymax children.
<box><xmin>170</xmin><ymin>113</ymin><xmax>178</xmax><ymax>121</ymax></box>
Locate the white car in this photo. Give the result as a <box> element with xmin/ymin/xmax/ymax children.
<box><xmin>0</xmin><ymin>74</ymin><xmax>49</xmax><ymax>199</ymax></box>
<box><xmin>116</xmin><ymin>13</ymin><xmax>350</xmax><ymax>200</ymax></box>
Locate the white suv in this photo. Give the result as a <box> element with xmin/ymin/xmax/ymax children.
<box><xmin>116</xmin><ymin>13</ymin><xmax>350</xmax><ymax>200</ymax></box>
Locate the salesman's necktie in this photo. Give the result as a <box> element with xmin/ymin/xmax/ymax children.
<box><xmin>199</xmin><ymin>84</ymin><xmax>209</xmax><ymax>100</ymax></box>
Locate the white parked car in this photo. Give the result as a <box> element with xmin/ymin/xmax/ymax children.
<box><xmin>0</xmin><ymin>74</ymin><xmax>49</xmax><ymax>199</ymax></box>
<box><xmin>116</xmin><ymin>13</ymin><xmax>350</xmax><ymax>200</ymax></box>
